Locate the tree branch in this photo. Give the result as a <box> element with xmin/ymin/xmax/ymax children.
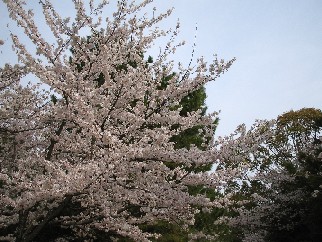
<box><xmin>45</xmin><ymin>120</ymin><xmax>66</xmax><ymax>161</ymax></box>
<box><xmin>22</xmin><ymin>195</ymin><xmax>73</xmax><ymax>242</ymax></box>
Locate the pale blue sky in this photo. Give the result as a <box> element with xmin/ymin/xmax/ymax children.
<box><xmin>1</xmin><ymin>0</ymin><xmax>322</xmax><ymax>137</ymax></box>
<box><xmin>153</xmin><ymin>0</ymin><xmax>322</xmax><ymax>136</ymax></box>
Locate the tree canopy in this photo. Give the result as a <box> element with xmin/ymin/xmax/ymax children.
<box><xmin>221</xmin><ymin>108</ymin><xmax>322</xmax><ymax>241</ymax></box>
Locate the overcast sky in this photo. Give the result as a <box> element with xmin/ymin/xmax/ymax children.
<box><xmin>1</xmin><ymin>0</ymin><xmax>322</xmax><ymax>137</ymax></box>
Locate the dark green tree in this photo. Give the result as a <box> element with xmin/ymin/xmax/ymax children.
<box><xmin>224</xmin><ymin>108</ymin><xmax>322</xmax><ymax>242</ymax></box>
<box><xmin>264</xmin><ymin>108</ymin><xmax>322</xmax><ymax>242</ymax></box>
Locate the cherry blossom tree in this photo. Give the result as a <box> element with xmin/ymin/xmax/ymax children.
<box><xmin>0</xmin><ymin>0</ymin><xmax>235</xmax><ymax>241</ymax></box>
